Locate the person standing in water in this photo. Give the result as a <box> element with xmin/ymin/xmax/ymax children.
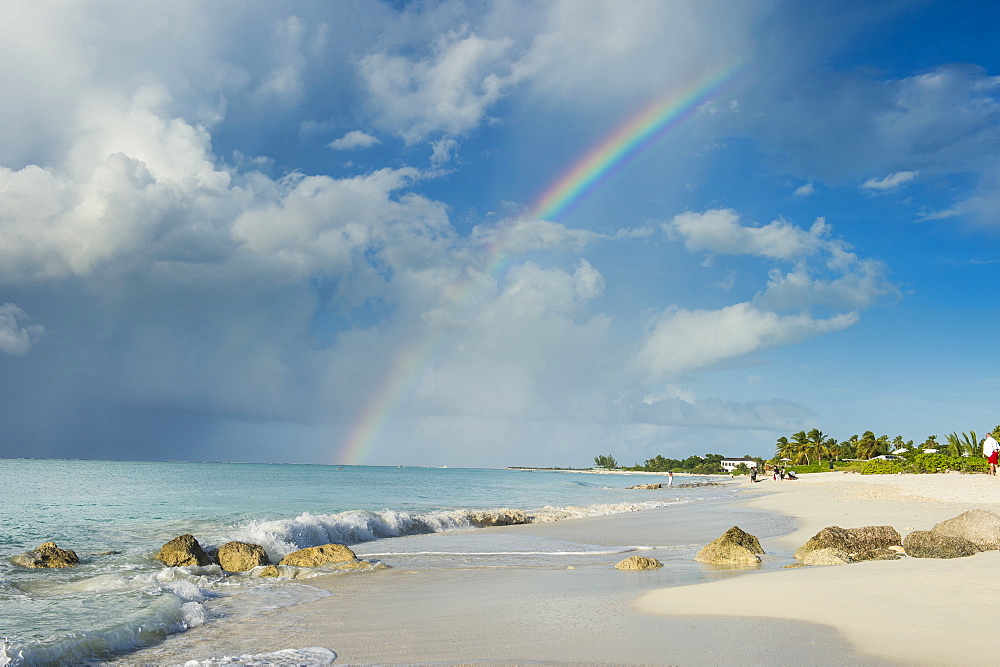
<box><xmin>667</xmin><ymin>471</ymin><xmax>674</xmax><ymax>487</ymax></box>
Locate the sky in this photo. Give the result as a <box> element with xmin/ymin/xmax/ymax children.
<box><xmin>0</xmin><ymin>0</ymin><xmax>998</xmax><ymax>468</ymax></box>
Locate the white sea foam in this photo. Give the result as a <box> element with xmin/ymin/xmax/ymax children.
<box><xmin>230</xmin><ymin>498</ymin><xmax>694</xmax><ymax>561</ymax></box>
<box><xmin>186</xmin><ymin>646</ymin><xmax>336</xmax><ymax>666</ymax></box>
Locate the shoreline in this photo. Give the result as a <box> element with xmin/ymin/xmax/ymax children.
<box><xmin>108</xmin><ymin>476</ymin><xmax>850</xmax><ymax>665</ymax></box>
<box><xmin>112</xmin><ymin>471</ymin><xmax>1000</xmax><ymax>665</ymax></box>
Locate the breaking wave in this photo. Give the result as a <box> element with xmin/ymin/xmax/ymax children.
<box><xmin>229</xmin><ymin>497</ymin><xmax>693</xmax><ymax>562</ymax></box>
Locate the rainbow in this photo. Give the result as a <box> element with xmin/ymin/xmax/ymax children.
<box><xmin>531</xmin><ymin>64</ymin><xmax>744</xmax><ymax>221</ymax></box>
<box><xmin>333</xmin><ymin>64</ymin><xmax>743</xmax><ymax>465</ymax></box>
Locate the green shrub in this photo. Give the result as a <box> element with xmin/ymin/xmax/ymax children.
<box><xmin>860</xmin><ymin>459</ymin><xmax>903</xmax><ymax>475</ymax></box>
<box><xmin>959</xmin><ymin>457</ymin><xmax>989</xmax><ymax>474</ymax></box>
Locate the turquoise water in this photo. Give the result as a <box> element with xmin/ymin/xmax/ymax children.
<box><xmin>0</xmin><ymin>459</ymin><xmax>725</xmax><ymax>664</ymax></box>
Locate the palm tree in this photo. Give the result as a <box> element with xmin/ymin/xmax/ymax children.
<box><xmin>790</xmin><ymin>430</ymin><xmax>812</xmax><ymax>464</ymax></box>
<box><xmin>855</xmin><ymin>431</ymin><xmax>887</xmax><ymax>460</ymax></box>
<box><xmin>945</xmin><ymin>431</ymin><xmax>980</xmax><ymax>457</ymax></box>
<box><xmin>944</xmin><ymin>433</ymin><xmax>963</xmax><ymax>457</ymax></box>
<box><xmin>775</xmin><ymin>436</ymin><xmax>791</xmax><ymax>459</ymax></box>
<box><xmin>839</xmin><ymin>435</ymin><xmax>859</xmax><ymax>460</ymax></box>
<box><xmin>806</xmin><ymin>429</ymin><xmax>830</xmax><ymax>464</ymax></box>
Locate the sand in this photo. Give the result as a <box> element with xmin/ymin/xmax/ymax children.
<box><xmin>113</xmin><ymin>472</ymin><xmax>1000</xmax><ymax>665</ymax></box>
<box><xmin>638</xmin><ymin>471</ymin><xmax>1000</xmax><ymax>666</ymax></box>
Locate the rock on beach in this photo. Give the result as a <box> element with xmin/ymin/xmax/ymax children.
<box><xmin>12</xmin><ymin>542</ymin><xmax>79</xmax><ymax>569</ymax></box>
<box><xmin>155</xmin><ymin>534</ymin><xmax>215</xmax><ymax>567</ymax></box>
<box><xmin>695</xmin><ymin>526</ymin><xmax>764</xmax><ymax>565</ymax></box>
<box><xmin>218</xmin><ymin>541</ymin><xmax>270</xmax><ymax>572</ymax></box>
<box><xmin>278</xmin><ymin>543</ymin><xmax>360</xmax><ymax>567</ymax></box>
<box><xmin>902</xmin><ymin>530</ymin><xmax>980</xmax><ymax>559</ymax></box>
<box><xmin>928</xmin><ymin>509</ymin><xmax>1000</xmax><ymax>550</ymax></box>
<box><xmin>794</xmin><ymin>526</ymin><xmax>901</xmax><ymax>565</ymax></box>
<box><xmin>615</xmin><ymin>555</ymin><xmax>663</xmax><ymax>570</ymax></box>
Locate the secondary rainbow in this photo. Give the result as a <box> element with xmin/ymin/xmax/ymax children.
<box><xmin>531</xmin><ymin>64</ymin><xmax>744</xmax><ymax>221</ymax></box>
<box><xmin>334</xmin><ymin>64</ymin><xmax>743</xmax><ymax>465</ymax></box>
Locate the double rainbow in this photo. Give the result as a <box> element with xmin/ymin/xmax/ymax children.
<box><xmin>333</xmin><ymin>64</ymin><xmax>743</xmax><ymax>465</ymax></box>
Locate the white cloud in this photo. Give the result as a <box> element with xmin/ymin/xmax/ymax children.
<box><xmin>0</xmin><ymin>304</ymin><xmax>44</xmax><ymax>355</ymax></box>
<box><xmin>358</xmin><ymin>29</ymin><xmax>523</xmax><ymax>143</ymax></box>
<box><xmin>755</xmin><ymin>257</ymin><xmax>896</xmax><ymax>312</ymax></box>
<box><xmin>633</xmin><ymin>302</ymin><xmax>858</xmax><ymax>380</ymax></box>
<box><xmin>667</xmin><ymin>209</ymin><xmax>828</xmax><ymax>260</ymax></box>
<box><xmin>329</xmin><ymin>130</ymin><xmax>381</xmax><ymax>151</ymax></box>
<box><xmin>471</xmin><ymin>217</ymin><xmax>603</xmax><ymax>255</ymax></box>
<box><xmin>430</xmin><ymin>138</ymin><xmax>459</xmax><ymax>168</ymax></box>
<box><xmin>861</xmin><ymin>170</ymin><xmax>918</xmax><ymax>191</ymax></box>
<box><xmin>793</xmin><ymin>182</ymin><xmax>815</xmax><ymax>197</ymax></box>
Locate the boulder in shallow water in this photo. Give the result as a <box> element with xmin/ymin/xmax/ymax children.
<box><xmin>218</xmin><ymin>541</ymin><xmax>270</xmax><ymax>572</ymax></box>
<box><xmin>929</xmin><ymin>509</ymin><xmax>1000</xmax><ymax>551</ymax></box>
<box><xmin>627</xmin><ymin>483</ymin><xmax>661</xmax><ymax>490</ymax></box>
<box><xmin>155</xmin><ymin>534</ymin><xmax>214</xmax><ymax>567</ymax></box>
<box><xmin>466</xmin><ymin>509</ymin><xmax>531</xmax><ymax>526</ymax></box>
<box><xmin>12</xmin><ymin>541</ymin><xmax>79</xmax><ymax>568</ymax></box>
<box><xmin>615</xmin><ymin>555</ymin><xmax>663</xmax><ymax>570</ymax></box>
<box><xmin>695</xmin><ymin>526</ymin><xmax>765</xmax><ymax>565</ymax></box>
<box><xmin>794</xmin><ymin>526</ymin><xmax>901</xmax><ymax>564</ymax></box>
<box><xmin>903</xmin><ymin>530</ymin><xmax>980</xmax><ymax>559</ymax></box>
<box><xmin>278</xmin><ymin>543</ymin><xmax>359</xmax><ymax>567</ymax></box>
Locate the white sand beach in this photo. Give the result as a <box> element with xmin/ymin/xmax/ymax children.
<box><xmin>114</xmin><ymin>472</ymin><xmax>1000</xmax><ymax>666</ymax></box>
<box><xmin>638</xmin><ymin>471</ymin><xmax>1000</xmax><ymax>666</ymax></box>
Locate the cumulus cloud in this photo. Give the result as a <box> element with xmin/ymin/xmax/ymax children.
<box><xmin>0</xmin><ymin>304</ymin><xmax>44</xmax><ymax>355</ymax></box>
<box><xmin>329</xmin><ymin>130</ymin><xmax>380</xmax><ymax>151</ymax></box>
<box><xmin>633</xmin><ymin>302</ymin><xmax>857</xmax><ymax>380</ymax></box>
<box><xmin>667</xmin><ymin>209</ymin><xmax>829</xmax><ymax>260</ymax></box>
<box><xmin>358</xmin><ymin>29</ymin><xmax>523</xmax><ymax>143</ymax></box>
<box><xmin>861</xmin><ymin>170</ymin><xmax>918</xmax><ymax>191</ymax></box>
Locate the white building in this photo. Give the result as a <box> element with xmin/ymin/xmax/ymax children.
<box><xmin>721</xmin><ymin>457</ymin><xmax>758</xmax><ymax>472</ymax></box>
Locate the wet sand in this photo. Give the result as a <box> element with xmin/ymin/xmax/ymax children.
<box><xmin>112</xmin><ymin>482</ymin><xmax>885</xmax><ymax>665</ymax></box>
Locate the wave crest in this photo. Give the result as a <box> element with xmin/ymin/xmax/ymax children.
<box><xmin>229</xmin><ymin>499</ymin><xmax>690</xmax><ymax>561</ymax></box>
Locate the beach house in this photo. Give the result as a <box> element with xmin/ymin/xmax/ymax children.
<box><xmin>720</xmin><ymin>457</ymin><xmax>758</xmax><ymax>472</ymax></box>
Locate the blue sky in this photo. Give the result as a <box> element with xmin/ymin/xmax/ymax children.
<box><xmin>0</xmin><ymin>0</ymin><xmax>997</xmax><ymax>467</ymax></box>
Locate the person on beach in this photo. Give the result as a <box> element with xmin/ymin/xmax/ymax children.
<box><xmin>984</xmin><ymin>431</ymin><xmax>1000</xmax><ymax>476</ymax></box>
<box><xmin>667</xmin><ymin>471</ymin><xmax>673</xmax><ymax>487</ymax></box>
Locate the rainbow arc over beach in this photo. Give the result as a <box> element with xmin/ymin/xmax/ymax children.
<box><xmin>531</xmin><ymin>64</ymin><xmax>744</xmax><ymax>222</ymax></box>
<box><xmin>333</xmin><ymin>63</ymin><xmax>744</xmax><ymax>465</ymax></box>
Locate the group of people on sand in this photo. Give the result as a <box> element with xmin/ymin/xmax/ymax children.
<box><xmin>747</xmin><ymin>466</ymin><xmax>796</xmax><ymax>483</ymax></box>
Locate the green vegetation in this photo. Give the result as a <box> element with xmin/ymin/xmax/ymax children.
<box><xmin>593</xmin><ymin>454</ymin><xmax>618</xmax><ymax>469</ymax></box>
<box><xmin>626</xmin><ymin>453</ymin><xmax>733</xmax><ymax>475</ymax></box>
<box><xmin>772</xmin><ymin>426</ymin><xmax>996</xmax><ymax>475</ymax></box>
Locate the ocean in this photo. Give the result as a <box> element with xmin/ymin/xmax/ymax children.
<box><xmin>0</xmin><ymin>459</ymin><xmax>735</xmax><ymax>665</ymax></box>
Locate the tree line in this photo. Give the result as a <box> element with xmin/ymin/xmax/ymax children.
<box><xmin>592</xmin><ymin>425</ymin><xmax>997</xmax><ymax>475</ymax></box>
<box><xmin>596</xmin><ymin>452</ymin><xmax>741</xmax><ymax>474</ymax></box>
<box><xmin>773</xmin><ymin>427</ymin><xmax>999</xmax><ymax>464</ymax></box>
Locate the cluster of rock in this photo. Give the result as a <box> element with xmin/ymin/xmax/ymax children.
<box><xmin>692</xmin><ymin>509</ymin><xmax>1000</xmax><ymax>568</ymax></box>
<box><xmin>11</xmin><ymin>533</ymin><xmax>375</xmax><ymax>577</ymax></box>
<box><xmin>153</xmin><ymin>534</ymin><xmax>376</xmax><ymax>576</ymax></box>
<box><xmin>627</xmin><ymin>483</ymin><xmax>662</xmax><ymax>490</ymax></box>
<box><xmin>902</xmin><ymin>509</ymin><xmax>1000</xmax><ymax>558</ymax></box>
